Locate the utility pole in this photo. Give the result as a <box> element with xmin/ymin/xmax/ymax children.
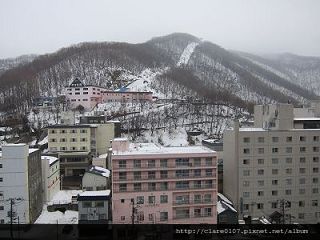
<box><xmin>10</xmin><ymin>198</ymin><xmax>13</xmax><ymax>240</ymax></box>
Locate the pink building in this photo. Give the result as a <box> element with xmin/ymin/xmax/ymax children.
<box><xmin>111</xmin><ymin>138</ymin><xmax>218</xmax><ymax>224</ymax></box>
<box><xmin>65</xmin><ymin>78</ymin><xmax>106</xmax><ymax>110</ymax></box>
<box><xmin>102</xmin><ymin>90</ymin><xmax>153</xmax><ymax>103</ymax></box>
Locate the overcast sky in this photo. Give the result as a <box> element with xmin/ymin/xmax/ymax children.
<box><xmin>1</xmin><ymin>0</ymin><xmax>320</xmax><ymax>58</ymax></box>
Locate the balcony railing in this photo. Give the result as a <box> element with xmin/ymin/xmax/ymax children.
<box><xmin>113</xmin><ymin>184</ymin><xmax>216</xmax><ymax>193</ymax></box>
<box><xmin>172</xmin><ymin>199</ymin><xmax>215</xmax><ymax>206</ymax></box>
<box><xmin>113</xmin><ymin>174</ymin><xmax>216</xmax><ymax>182</ymax></box>
<box><xmin>114</xmin><ymin>163</ymin><xmax>217</xmax><ymax>170</ymax></box>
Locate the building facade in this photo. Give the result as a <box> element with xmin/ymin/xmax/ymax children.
<box><xmin>41</xmin><ymin>156</ymin><xmax>60</xmax><ymax>203</ymax></box>
<box><xmin>0</xmin><ymin>144</ymin><xmax>43</xmax><ymax>224</ymax></box>
<box><xmin>111</xmin><ymin>138</ymin><xmax>218</xmax><ymax>224</ymax></box>
<box><xmin>77</xmin><ymin>190</ymin><xmax>111</xmax><ymax>224</ymax></box>
<box><xmin>224</xmin><ymin>103</ymin><xmax>320</xmax><ymax>224</ymax></box>
<box><xmin>102</xmin><ymin>90</ymin><xmax>153</xmax><ymax>103</ymax></box>
<box><xmin>82</xmin><ymin>165</ymin><xmax>110</xmax><ymax>191</ymax></box>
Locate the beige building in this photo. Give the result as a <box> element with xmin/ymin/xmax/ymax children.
<box><xmin>224</xmin><ymin>103</ymin><xmax>320</xmax><ymax>224</ymax></box>
<box><xmin>47</xmin><ymin>122</ymin><xmax>117</xmax><ymax>157</ymax></box>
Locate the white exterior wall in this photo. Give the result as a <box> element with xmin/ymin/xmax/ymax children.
<box><xmin>82</xmin><ymin>173</ymin><xmax>108</xmax><ymax>191</ymax></box>
<box><xmin>78</xmin><ymin>200</ymin><xmax>109</xmax><ymax>221</ymax></box>
<box><xmin>0</xmin><ymin>144</ymin><xmax>30</xmax><ymax>224</ymax></box>
<box><xmin>41</xmin><ymin>158</ymin><xmax>60</xmax><ymax>203</ymax></box>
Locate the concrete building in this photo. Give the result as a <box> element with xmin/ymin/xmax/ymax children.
<box><xmin>111</xmin><ymin>138</ymin><xmax>218</xmax><ymax>224</ymax></box>
<box><xmin>41</xmin><ymin>156</ymin><xmax>60</xmax><ymax>204</ymax></box>
<box><xmin>77</xmin><ymin>190</ymin><xmax>111</xmax><ymax>224</ymax></box>
<box><xmin>0</xmin><ymin>144</ymin><xmax>43</xmax><ymax>224</ymax></box>
<box><xmin>217</xmin><ymin>193</ymin><xmax>238</xmax><ymax>224</ymax></box>
<box><xmin>102</xmin><ymin>90</ymin><xmax>153</xmax><ymax>103</ymax></box>
<box><xmin>224</xmin><ymin>103</ymin><xmax>320</xmax><ymax>224</ymax></box>
<box><xmin>47</xmin><ymin>122</ymin><xmax>118</xmax><ymax>157</ymax></box>
<box><xmin>82</xmin><ymin>165</ymin><xmax>110</xmax><ymax>191</ymax></box>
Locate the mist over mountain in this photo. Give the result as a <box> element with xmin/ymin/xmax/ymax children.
<box><xmin>0</xmin><ymin>33</ymin><xmax>318</xmax><ymax>113</ymax></box>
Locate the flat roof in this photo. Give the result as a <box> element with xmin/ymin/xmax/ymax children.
<box><xmin>47</xmin><ymin>124</ymin><xmax>96</xmax><ymax>129</ymax></box>
<box><xmin>77</xmin><ymin>190</ymin><xmax>111</xmax><ymax>201</ymax></box>
<box><xmin>41</xmin><ymin>155</ymin><xmax>59</xmax><ymax>165</ymax></box>
<box><xmin>294</xmin><ymin>118</ymin><xmax>320</xmax><ymax>121</ymax></box>
<box><xmin>113</xmin><ymin>143</ymin><xmax>216</xmax><ymax>156</ymax></box>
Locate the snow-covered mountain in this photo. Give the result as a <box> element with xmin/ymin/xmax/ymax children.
<box><xmin>0</xmin><ymin>54</ymin><xmax>37</xmax><ymax>75</ymax></box>
<box><xmin>0</xmin><ymin>33</ymin><xmax>318</xmax><ymax>113</ymax></box>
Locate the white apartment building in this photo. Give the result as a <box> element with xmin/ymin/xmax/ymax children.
<box><xmin>224</xmin><ymin>103</ymin><xmax>320</xmax><ymax>224</ymax></box>
<box><xmin>41</xmin><ymin>156</ymin><xmax>60</xmax><ymax>204</ymax></box>
<box><xmin>0</xmin><ymin>144</ymin><xmax>43</xmax><ymax>224</ymax></box>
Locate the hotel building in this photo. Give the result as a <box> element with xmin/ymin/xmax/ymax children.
<box><xmin>224</xmin><ymin>103</ymin><xmax>320</xmax><ymax>223</ymax></box>
<box><xmin>111</xmin><ymin>138</ymin><xmax>218</xmax><ymax>224</ymax></box>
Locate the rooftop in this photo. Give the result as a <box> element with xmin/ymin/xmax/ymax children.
<box><xmin>113</xmin><ymin>142</ymin><xmax>215</xmax><ymax>156</ymax></box>
<box><xmin>88</xmin><ymin>165</ymin><xmax>110</xmax><ymax>178</ymax></box>
<box><xmin>77</xmin><ymin>190</ymin><xmax>111</xmax><ymax>201</ymax></box>
<box><xmin>41</xmin><ymin>155</ymin><xmax>59</xmax><ymax>165</ymax></box>
<box><xmin>294</xmin><ymin>117</ymin><xmax>320</xmax><ymax>121</ymax></box>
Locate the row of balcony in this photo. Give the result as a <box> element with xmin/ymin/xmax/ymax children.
<box><xmin>114</xmin><ymin>184</ymin><xmax>217</xmax><ymax>193</ymax></box>
<box><xmin>113</xmin><ymin>174</ymin><xmax>217</xmax><ymax>182</ymax></box>
<box><xmin>115</xmin><ymin>163</ymin><xmax>216</xmax><ymax>170</ymax></box>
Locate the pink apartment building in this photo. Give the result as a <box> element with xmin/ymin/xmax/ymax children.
<box><xmin>65</xmin><ymin>79</ymin><xmax>153</xmax><ymax>110</ymax></box>
<box><xmin>111</xmin><ymin>138</ymin><xmax>218</xmax><ymax>224</ymax></box>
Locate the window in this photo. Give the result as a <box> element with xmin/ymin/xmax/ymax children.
<box><xmin>286</xmin><ymin>179</ymin><xmax>292</xmax><ymax>185</ymax></box>
<box><xmin>134</xmin><ymin>172</ymin><xmax>141</xmax><ymax>180</ymax></box>
<box><xmin>0</xmin><ymin>206</ymin><xmax>4</xmax><ymax>210</ymax></box>
<box><xmin>148</xmin><ymin>214</ymin><xmax>154</xmax><ymax>222</ymax></box>
<box><xmin>243</xmin><ymin>204</ymin><xmax>249</xmax><ymax>211</ymax></box>
<box><xmin>286</xmin><ymin>136</ymin><xmax>292</xmax><ymax>142</ymax></box>
<box><xmin>272</xmin><ymin>148</ymin><xmax>278</xmax><ymax>153</ymax></box>
<box><xmin>118</xmin><ymin>172</ymin><xmax>126</xmax><ymax>181</ymax></box>
<box><xmin>96</xmin><ymin>201</ymin><xmax>104</xmax><ymax>207</ymax></box>
<box><xmin>257</xmin><ymin>169</ymin><xmax>264</xmax><ymax>175</ymax></box>
<box><xmin>299</xmin><ymin>189</ymin><xmax>305</xmax><ymax>194</ymax></box>
<box><xmin>204</xmin><ymin>194</ymin><xmax>212</xmax><ymax>203</ymax></box>
<box><xmin>80</xmin><ymin>129</ymin><xmax>87</xmax><ymax>133</ymax></box>
<box><xmin>119</xmin><ymin>184</ymin><xmax>127</xmax><ymax>192</ymax></box>
<box><xmin>299</xmin><ymin>201</ymin><xmax>305</xmax><ymax>207</ymax></box>
<box><xmin>50</xmin><ymin>129</ymin><xmax>56</xmax><ymax>134</ymax></box>
<box><xmin>312</xmin><ymin>188</ymin><xmax>319</xmax><ymax>194</ymax></box>
<box><xmin>314</xmin><ymin>168</ymin><xmax>319</xmax><ymax>173</ymax></box>
<box><xmin>175</xmin><ymin>209</ymin><xmax>190</xmax><ymax>219</ymax></box>
<box><xmin>258</xmin><ymin>148</ymin><xmax>264</xmax><ymax>154</ymax></box>
<box><xmin>272</xmin><ymin>180</ymin><xmax>278</xmax><ymax>185</ymax></box>
<box><xmin>137</xmin><ymin>196</ymin><xmax>144</xmax><ymax>204</ymax></box>
<box><xmin>300</xmin><ymin>147</ymin><xmax>306</xmax><ymax>152</ymax></box>
<box><xmin>0</xmin><ymin>192</ymin><xmax>3</xmax><ymax>201</ymax></box>
<box><xmin>160</xmin><ymin>182</ymin><xmax>168</xmax><ymax>190</ymax></box>
<box><xmin>243</xmin><ymin>137</ymin><xmax>250</xmax><ymax>143</ymax></box>
<box><xmin>134</xmin><ymin>183</ymin><xmax>141</xmax><ymax>191</ymax></box>
<box><xmin>148</xmin><ymin>160</ymin><xmax>155</xmax><ymax>168</ymax></box>
<box><xmin>160</xmin><ymin>195</ymin><xmax>168</xmax><ymax>203</ymax></box>
<box><xmin>286</xmin><ymin>147</ymin><xmax>292</xmax><ymax>153</ymax></box>
<box><xmin>272</xmin><ymin>137</ymin><xmax>279</xmax><ymax>142</ymax></box>
<box><xmin>243</xmin><ymin>170</ymin><xmax>250</xmax><ymax>176</ymax></box>
<box><xmin>0</xmin><ymin>178</ymin><xmax>3</xmax><ymax>182</ymax></box>
<box><xmin>298</xmin><ymin>213</ymin><xmax>305</xmax><ymax>219</ymax></box>
<box><xmin>257</xmin><ymin>203</ymin><xmax>264</xmax><ymax>209</ymax></box>
<box><xmin>205</xmin><ymin>158</ymin><xmax>212</xmax><ymax>166</ymax></box>
<box><xmin>0</xmin><ymin>164</ymin><xmax>2</xmax><ymax>169</ymax></box>
<box><xmin>272</xmin><ymin>169</ymin><xmax>278</xmax><ymax>175</ymax></box>
<box><xmin>272</xmin><ymin>158</ymin><xmax>279</xmax><ymax>164</ymax></box>
<box><xmin>121</xmin><ymin>199</ymin><xmax>125</xmax><ymax>203</ymax></box>
<box><xmin>258</xmin><ymin>159</ymin><xmax>264</xmax><ymax>164</ymax></box>
<box><xmin>243</xmin><ymin>181</ymin><xmax>250</xmax><ymax>187</ymax></box>
<box><xmin>300</xmin><ymin>157</ymin><xmax>306</xmax><ymax>163</ymax></box>
<box><xmin>160</xmin><ymin>212</ymin><xmax>168</xmax><ymax>221</ymax></box>
<box><xmin>194</xmin><ymin>169</ymin><xmax>201</xmax><ymax>177</ymax></box>
<box><xmin>176</xmin><ymin>158</ymin><xmax>189</xmax><ymax>166</ymax></box>
<box><xmin>285</xmin><ymin>189</ymin><xmax>292</xmax><ymax>195</ymax></box>
<box><xmin>313</xmin><ymin>147</ymin><xmax>319</xmax><ymax>152</ymax></box>
<box><xmin>300</xmin><ymin>136</ymin><xmax>306</xmax><ymax>142</ymax></box>
<box><xmin>286</xmin><ymin>168</ymin><xmax>292</xmax><ymax>174</ymax></box>
<box><xmin>121</xmin><ymin>216</ymin><xmax>125</xmax><ymax>221</ymax></box>
<box><xmin>82</xmin><ymin>202</ymin><xmax>92</xmax><ymax>208</ymax></box>
<box><xmin>148</xmin><ymin>171</ymin><xmax>156</xmax><ymax>179</ymax></box>
<box><xmin>258</xmin><ymin>180</ymin><xmax>264</xmax><ymax>186</ymax></box>
<box><xmin>299</xmin><ymin>168</ymin><xmax>306</xmax><ymax>174</ymax></box>
<box><xmin>243</xmin><ymin>148</ymin><xmax>250</xmax><ymax>154</ymax></box>
<box><xmin>80</xmin><ymin>214</ymin><xmax>87</xmax><ymax>220</ymax></box>
<box><xmin>272</xmin><ymin>190</ymin><xmax>278</xmax><ymax>196</ymax></box>
<box><xmin>243</xmin><ymin>192</ymin><xmax>250</xmax><ymax>198</ymax></box>
<box><xmin>160</xmin><ymin>170</ymin><xmax>168</xmax><ymax>179</ymax></box>
<box><xmin>312</xmin><ymin>200</ymin><xmax>318</xmax><ymax>207</ymax></box>
<box><xmin>133</xmin><ymin>160</ymin><xmax>141</xmax><ymax>168</ymax></box>
<box><xmin>272</xmin><ymin>202</ymin><xmax>278</xmax><ymax>208</ymax></box>
<box><xmin>258</xmin><ymin>137</ymin><xmax>264</xmax><ymax>143</ymax></box>
<box><xmin>176</xmin><ymin>170</ymin><xmax>189</xmax><ymax>178</ymax></box>
<box><xmin>257</xmin><ymin>191</ymin><xmax>264</xmax><ymax>196</ymax></box>
<box><xmin>176</xmin><ymin>181</ymin><xmax>189</xmax><ymax>189</ymax></box>
<box><xmin>194</xmin><ymin>158</ymin><xmax>201</xmax><ymax>166</ymax></box>
<box><xmin>313</xmin><ymin>178</ymin><xmax>319</xmax><ymax>183</ymax></box>
<box><xmin>204</xmin><ymin>207</ymin><xmax>212</xmax><ymax>216</ymax></box>
<box><xmin>286</xmin><ymin>157</ymin><xmax>292</xmax><ymax>164</ymax></box>
<box><xmin>70</xmin><ymin>129</ymin><xmax>77</xmax><ymax>133</ymax></box>
<box><xmin>49</xmin><ymin>138</ymin><xmax>56</xmax><ymax>142</ymax></box>
<box><xmin>314</xmin><ymin>136</ymin><xmax>319</xmax><ymax>142</ymax></box>
<box><xmin>194</xmin><ymin>208</ymin><xmax>201</xmax><ymax>217</ymax></box>
<box><xmin>205</xmin><ymin>169</ymin><xmax>213</xmax><ymax>176</ymax></box>
<box><xmin>148</xmin><ymin>196</ymin><xmax>155</xmax><ymax>204</ymax></box>
<box><xmin>194</xmin><ymin>194</ymin><xmax>201</xmax><ymax>204</ymax></box>
<box><xmin>160</xmin><ymin>159</ymin><xmax>167</xmax><ymax>167</ymax></box>
<box><xmin>148</xmin><ymin>183</ymin><xmax>156</xmax><ymax>191</ymax></box>
<box><xmin>119</xmin><ymin>160</ymin><xmax>126</xmax><ymax>168</ymax></box>
<box><xmin>313</xmin><ymin>157</ymin><xmax>319</xmax><ymax>163</ymax></box>
<box><xmin>243</xmin><ymin>159</ymin><xmax>250</xmax><ymax>165</ymax></box>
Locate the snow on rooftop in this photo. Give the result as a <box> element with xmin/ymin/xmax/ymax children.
<box><xmin>89</xmin><ymin>165</ymin><xmax>110</xmax><ymax>178</ymax></box>
<box><xmin>239</xmin><ymin>128</ymin><xmax>266</xmax><ymax>131</ymax></box>
<box><xmin>41</xmin><ymin>155</ymin><xmax>58</xmax><ymax>165</ymax></box>
<box><xmin>79</xmin><ymin>190</ymin><xmax>111</xmax><ymax>197</ymax></box>
<box><xmin>113</xmin><ymin>137</ymin><xmax>128</xmax><ymax>141</ymax></box>
<box><xmin>113</xmin><ymin>142</ymin><xmax>215</xmax><ymax>156</ymax></box>
<box><xmin>35</xmin><ymin>205</ymin><xmax>78</xmax><ymax>224</ymax></box>
<box><xmin>38</xmin><ymin>136</ymin><xmax>48</xmax><ymax>145</ymax></box>
<box><xmin>48</xmin><ymin>190</ymin><xmax>83</xmax><ymax>205</ymax></box>
<box><xmin>29</xmin><ymin>148</ymin><xmax>39</xmax><ymax>154</ymax></box>
<box><xmin>217</xmin><ymin>193</ymin><xmax>233</xmax><ymax>205</ymax></box>
<box><xmin>294</xmin><ymin>117</ymin><xmax>320</xmax><ymax>121</ymax></box>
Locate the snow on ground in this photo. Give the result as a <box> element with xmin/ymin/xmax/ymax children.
<box><xmin>48</xmin><ymin>190</ymin><xmax>83</xmax><ymax>205</ymax></box>
<box><xmin>135</xmin><ymin>127</ymin><xmax>188</xmax><ymax>147</ymax></box>
<box><xmin>35</xmin><ymin>205</ymin><xmax>78</xmax><ymax>224</ymax></box>
<box><xmin>177</xmin><ymin>42</ymin><xmax>199</xmax><ymax>66</ymax></box>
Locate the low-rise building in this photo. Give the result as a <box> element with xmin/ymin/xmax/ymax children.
<box><xmin>77</xmin><ymin>190</ymin><xmax>111</xmax><ymax>224</ymax></box>
<box><xmin>82</xmin><ymin>165</ymin><xmax>110</xmax><ymax>191</ymax></box>
<box><xmin>41</xmin><ymin>156</ymin><xmax>60</xmax><ymax>204</ymax></box>
<box><xmin>0</xmin><ymin>144</ymin><xmax>43</xmax><ymax>224</ymax></box>
<box><xmin>111</xmin><ymin>138</ymin><xmax>218</xmax><ymax>224</ymax></box>
<box><xmin>217</xmin><ymin>193</ymin><xmax>238</xmax><ymax>224</ymax></box>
